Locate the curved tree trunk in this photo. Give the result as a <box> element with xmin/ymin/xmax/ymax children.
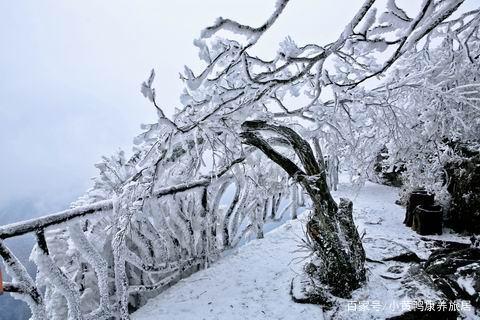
<box><xmin>241</xmin><ymin>120</ymin><xmax>365</xmax><ymax>302</ymax></box>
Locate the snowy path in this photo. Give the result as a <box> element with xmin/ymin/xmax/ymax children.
<box><xmin>133</xmin><ymin>180</ymin><xmax>470</xmax><ymax>320</ymax></box>
<box><xmin>132</xmin><ymin>211</ymin><xmax>323</xmax><ymax>320</ymax></box>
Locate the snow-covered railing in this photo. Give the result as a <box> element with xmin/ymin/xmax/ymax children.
<box><xmin>0</xmin><ymin>159</ymin><xmax>303</xmax><ymax>320</ymax></box>
<box><xmin>0</xmin><ymin>200</ymin><xmax>114</xmax><ymax>319</ymax></box>
<box><xmin>0</xmin><ymin>200</ymin><xmax>113</xmax><ymax>239</ymax></box>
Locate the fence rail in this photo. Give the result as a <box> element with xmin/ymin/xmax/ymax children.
<box><xmin>0</xmin><ymin>156</ymin><xmax>304</xmax><ymax>319</ymax></box>
<box><xmin>0</xmin><ymin>200</ymin><xmax>113</xmax><ymax>240</ymax></box>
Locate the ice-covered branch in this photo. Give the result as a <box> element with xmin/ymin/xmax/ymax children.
<box><xmin>0</xmin><ymin>157</ymin><xmax>245</xmax><ymax>239</ymax></box>
<box><xmin>201</xmin><ymin>0</ymin><xmax>290</xmax><ymax>44</ymax></box>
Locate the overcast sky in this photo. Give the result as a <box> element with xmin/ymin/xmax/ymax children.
<box><xmin>0</xmin><ymin>0</ymin><xmax>476</xmax><ymax>217</ymax></box>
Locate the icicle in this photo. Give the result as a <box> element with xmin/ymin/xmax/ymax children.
<box><xmin>31</xmin><ymin>243</ymin><xmax>83</xmax><ymax>320</ymax></box>
<box><xmin>111</xmin><ymin>198</ymin><xmax>130</xmax><ymax>320</ymax></box>
<box><xmin>68</xmin><ymin>223</ymin><xmax>111</xmax><ymax>319</ymax></box>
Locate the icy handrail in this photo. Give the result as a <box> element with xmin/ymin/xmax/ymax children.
<box><xmin>0</xmin><ymin>157</ymin><xmax>246</xmax><ymax>240</ymax></box>
<box><xmin>0</xmin><ymin>200</ymin><xmax>113</xmax><ymax>239</ymax></box>
<box><xmin>0</xmin><ymin>155</ymin><xmax>294</xmax><ymax>320</ymax></box>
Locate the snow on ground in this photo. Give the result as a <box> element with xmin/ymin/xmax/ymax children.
<box><xmin>132</xmin><ymin>210</ymin><xmax>323</xmax><ymax>320</ymax></box>
<box><xmin>133</xmin><ymin>178</ymin><xmax>472</xmax><ymax>320</ymax></box>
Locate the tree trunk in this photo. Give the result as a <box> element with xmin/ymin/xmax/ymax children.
<box><xmin>241</xmin><ymin>120</ymin><xmax>365</xmax><ymax>302</ymax></box>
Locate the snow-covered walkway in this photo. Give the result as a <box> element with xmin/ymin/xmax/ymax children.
<box><xmin>133</xmin><ymin>180</ymin><xmax>471</xmax><ymax>320</ymax></box>
<box><xmin>132</xmin><ymin>206</ymin><xmax>323</xmax><ymax>320</ymax></box>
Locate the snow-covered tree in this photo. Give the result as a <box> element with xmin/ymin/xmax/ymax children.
<box><xmin>360</xmin><ymin>6</ymin><xmax>480</xmax><ymax>201</ymax></box>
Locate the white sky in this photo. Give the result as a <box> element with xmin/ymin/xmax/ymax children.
<box><xmin>0</xmin><ymin>0</ymin><xmax>476</xmax><ymax>215</ymax></box>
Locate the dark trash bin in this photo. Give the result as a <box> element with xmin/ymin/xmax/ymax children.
<box><xmin>412</xmin><ymin>204</ymin><xmax>443</xmax><ymax>235</ymax></box>
<box><xmin>404</xmin><ymin>190</ymin><xmax>434</xmax><ymax>227</ymax></box>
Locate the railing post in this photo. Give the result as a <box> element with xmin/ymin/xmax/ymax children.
<box><xmin>291</xmin><ymin>184</ymin><xmax>298</xmax><ymax>219</ymax></box>
<box><xmin>0</xmin><ymin>265</ymin><xmax>3</xmax><ymax>295</ymax></box>
<box><xmin>35</xmin><ymin>230</ymin><xmax>49</xmax><ymax>255</ymax></box>
<box><xmin>0</xmin><ymin>239</ymin><xmax>46</xmax><ymax>319</ymax></box>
